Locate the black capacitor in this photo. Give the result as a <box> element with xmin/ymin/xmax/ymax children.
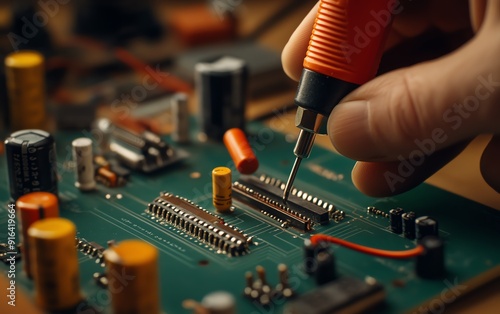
<box><xmin>389</xmin><ymin>207</ymin><xmax>404</xmax><ymax>234</ymax></box>
<box><xmin>303</xmin><ymin>239</ymin><xmax>329</xmax><ymax>275</ymax></box>
<box><xmin>402</xmin><ymin>212</ymin><xmax>416</xmax><ymax>240</ymax></box>
<box><xmin>195</xmin><ymin>56</ymin><xmax>248</xmax><ymax>141</ymax></box>
<box><xmin>5</xmin><ymin>129</ymin><xmax>58</xmax><ymax>200</ymax></box>
<box><xmin>416</xmin><ymin>236</ymin><xmax>445</xmax><ymax>279</ymax></box>
<box><xmin>416</xmin><ymin>216</ymin><xmax>439</xmax><ymax>240</ymax></box>
<box><xmin>315</xmin><ymin>251</ymin><xmax>336</xmax><ymax>286</ymax></box>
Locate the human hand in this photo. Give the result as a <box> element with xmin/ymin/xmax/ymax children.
<box><xmin>282</xmin><ymin>0</ymin><xmax>500</xmax><ymax>196</ymax></box>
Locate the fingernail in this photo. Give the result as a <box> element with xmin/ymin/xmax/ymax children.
<box><xmin>328</xmin><ymin>100</ymin><xmax>384</xmax><ymax>160</ymax></box>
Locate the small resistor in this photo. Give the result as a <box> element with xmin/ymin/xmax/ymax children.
<box><xmin>5</xmin><ymin>51</ymin><xmax>46</xmax><ymax>131</ymax></box>
<box><xmin>212</xmin><ymin>167</ymin><xmax>232</xmax><ymax>213</ymax></box>
<box><xmin>72</xmin><ymin>138</ymin><xmax>96</xmax><ymax>191</ymax></box>
<box><xmin>96</xmin><ymin>167</ymin><xmax>118</xmax><ymax>187</ymax></box>
<box><xmin>16</xmin><ymin>192</ymin><xmax>59</xmax><ymax>278</ymax></box>
<box><xmin>28</xmin><ymin>218</ymin><xmax>82</xmax><ymax>311</ymax></box>
<box><xmin>171</xmin><ymin>93</ymin><xmax>190</xmax><ymax>143</ymax></box>
<box><xmin>104</xmin><ymin>240</ymin><xmax>160</xmax><ymax>314</ymax></box>
<box><xmin>223</xmin><ymin>128</ymin><xmax>259</xmax><ymax>174</ymax></box>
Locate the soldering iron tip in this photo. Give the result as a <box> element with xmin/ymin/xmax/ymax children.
<box><xmin>283</xmin><ymin>157</ymin><xmax>302</xmax><ymax>204</ymax></box>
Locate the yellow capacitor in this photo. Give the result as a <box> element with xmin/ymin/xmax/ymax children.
<box><xmin>28</xmin><ymin>218</ymin><xmax>82</xmax><ymax>311</ymax></box>
<box><xmin>212</xmin><ymin>167</ymin><xmax>232</xmax><ymax>212</ymax></box>
<box><xmin>104</xmin><ymin>240</ymin><xmax>160</xmax><ymax>314</ymax></box>
<box><xmin>5</xmin><ymin>50</ymin><xmax>46</xmax><ymax>131</ymax></box>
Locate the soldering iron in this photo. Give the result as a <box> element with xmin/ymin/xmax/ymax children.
<box><xmin>283</xmin><ymin>0</ymin><xmax>394</xmax><ymax>202</ymax></box>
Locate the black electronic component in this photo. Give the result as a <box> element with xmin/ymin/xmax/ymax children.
<box><xmin>76</xmin><ymin>238</ymin><xmax>106</xmax><ymax>266</ymax></box>
<box><xmin>331</xmin><ymin>209</ymin><xmax>346</xmax><ymax>222</ymax></box>
<box><xmin>105</xmin><ymin>121</ymin><xmax>188</xmax><ymax>173</ymax></box>
<box><xmin>195</xmin><ymin>56</ymin><xmax>248</xmax><ymax>141</ymax></box>
<box><xmin>303</xmin><ymin>239</ymin><xmax>329</xmax><ymax>275</ymax></box>
<box><xmin>402</xmin><ymin>212</ymin><xmax>416</xmax><ymax>240</ymax></box>
<box><xmin>367</xmin><ymin>206</ymin><xmax>389</xmax><ymax>218</ymax></box>
<box><xmin>416</xmin><ymin>216</ymin><xmax>439</xmax><ymax>240</ymax></box>
<box><xmin>178</xmin><ymin>41</ymin><xmax>290</xmax><ymax>97</ymax></box>
<box><xmin>315</xmin><ymin>251</ymin><xmax>336</xmax><ymax>286</ymax></box>
<box><xmin>389</xmin><ymin>207</ymin><xmax>404</xmax><ymax>234</ymax></box>
<box><xmin>232</xmin><ymin>175</ymin><xmax>332</xmax><ymax>231</ymax></box>
<box><xmin>5</xmin><ymin>129</ymin><xmax>58</xmax><ymax>200</ymax></box>
<box><xmin>284</xmin><ymin>276</ymin><xmax>385</xmax><ymax>314</ymax></box>
<box><xmin>233</xmin><ymin>181</ymin><xmax>312</xmax><ymax>232</ymax></box>
<box><xmin>146</xmin><ymin>193</ymin><xmax>252</xmax><ymax>256</ymax></box>
<box><xmin>416</xmin><ymin>236</ymin><xmax>445</xmax><ymax>279</ymax></box>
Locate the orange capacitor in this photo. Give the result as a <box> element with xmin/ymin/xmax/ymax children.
<box><xmin>5</xmin><ymin>50</ymin><xmax>46</xmax><ymax>131</ymax></box>
<box><xmin>28</xmin><ymin>218</ymin><xmax>82</xmax><ymax>311</ymax></box>
<box><xmin>16</xmin><ymin>192</ymin><xmax>59</xmax><ymax>278</ymax></box>
<box><xmin>223</xmin><ymin>128</ymin><xmax>259</xmax><ymax>175</ymax></box>
<box><xmin>105</xmin><ymin>240</ymin><xmax>160</xmax><ymax>314</ymax></box>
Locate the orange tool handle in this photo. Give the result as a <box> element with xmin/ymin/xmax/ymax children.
<box><xmin>304</xmin><ymin>0</ymin><xmax>393</xmax><ymax>85</ymax></box>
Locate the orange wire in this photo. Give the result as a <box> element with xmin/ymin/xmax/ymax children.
<box><xmin>310</xmin><ymin>234</ymin><xmax>424</xmax><ymax>259</ymax></box>
<box><xmin>114</xmin><ymin>47</ymin><xmax>191</xmax><ymax>93</ymax></box>
<box><xmin>69</xmin><ymin>36</ymin><xmax>192</xmax><ymax>93</ymax></box>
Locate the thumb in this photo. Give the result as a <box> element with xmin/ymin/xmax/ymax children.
<box><xmin>328</xmin><ymin>31</ymin><xmax>500</xmax><ymax>162</ymax></box>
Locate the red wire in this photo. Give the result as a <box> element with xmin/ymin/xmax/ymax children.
<box><xmin>310</xmin><ymin>234</ymin><xmax>424</xmax><ymax>259</ymax></box>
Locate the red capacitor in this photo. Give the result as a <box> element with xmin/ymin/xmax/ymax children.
<box><xmin>223</xmin><ymin>128</ymin><xmax>259</xmax><ymax>175</ymax></box>
<box><xmin>16</xmin><ymin>192</ymin><xmax>59</xmax><ymax>277</ymax></box>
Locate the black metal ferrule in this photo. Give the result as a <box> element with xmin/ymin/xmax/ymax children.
<box><xmin>294</xmin><ymin>69</ymin><xmax>359</xmax><ymax>117</ymax></box>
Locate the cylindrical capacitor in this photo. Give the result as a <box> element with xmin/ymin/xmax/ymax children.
<box><xmin>5</xmin><ymin>51</ymin><xmax>46</xmax><ymax>131</ymax></box>
<box><xmin>212</xmin><ymin>167</ymin><xmax>232</xmax><ymax>212</ymax></box>
<box><xmin>416</xmin><ymin>216</ymin><xmax>439</xmax><ymax>240</ymax></box>
<box><xmin>5</xmin><ymin>129</ymin><xmax>58</xmax><ymax>200</ymax></box>
<box><xmin>171</xmin><ymin>93</ymin><xmax>190</xmax><ymax>143</ymax></box>
<box><xmin>72</xmin><ymin>138</ymin><xmax>96</xmax><ymax>191</ymax></box>
<box><xmin>389</xmin><ymin>207</ymin><xmax>404</xmax><ymax>234</ymax></box>
<box><xmin>104</xmin><ymin>240</ymin><xmax>160</xmax><ymax>314</ymax></box>
<box><xmin>402</xmin><ymin>211</ymin><xmax>416</xmax><ymax>240</ymax></box>
<box><xmin>201</xmin><ymin>291</ymin><xmax>236</xmax><ymax>314</ymax></box>
<box><xmin>16</xmin><ymin>192</ymin><xmax>59</xmax><ymax>278</ymax></box>
<box><xmin>315</xmin><ymin>250</ymin><xmax>336</xmax><ymax>285</ymax></box>
<box><xmin>416</xmin><ymin>236</ymin><xmax>445</xmax><ymax>279</ymax></box>
<box><xmin>195</xmin><ymin>56</ymin><xmax>247</xmax><ymax>141</ymax></box>
<box><xmin>28</xmin><ymin>218</ymin><xmax>82</xmax><ymax>311</ymax></box>
<box><xmin>223</xmin><ymin>128</ymin><xmax>259</xmax><ymax>174</ymax></box>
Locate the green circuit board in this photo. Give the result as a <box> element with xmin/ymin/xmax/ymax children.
<box><xmin>1</xmin><ymin>122</ymin><xmax>500</xmax><ymax>314</ymax></box>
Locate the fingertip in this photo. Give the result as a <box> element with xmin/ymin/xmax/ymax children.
<box><xmin>351</xmin><ymin>143</ymin><xmax>468</xmax><ymax>197</ymax></box>
<box><xmin>328</xmin><ymin>100</ymin><xmax>379</xmax><ymax>160</ymax></box>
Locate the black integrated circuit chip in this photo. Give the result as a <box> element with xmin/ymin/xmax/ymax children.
<box><xmin>284</xmin><ymin>276</ymin><xmax>385</xmax><ymax>314</ymax></box>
